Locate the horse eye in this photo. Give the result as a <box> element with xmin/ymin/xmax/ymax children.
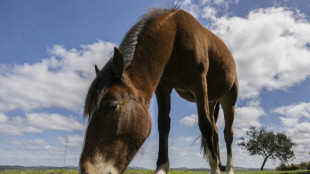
<box><xmin>107</xmin><ymin>103</ymin><xmax>118</xmax><ymax>111</ymax></box>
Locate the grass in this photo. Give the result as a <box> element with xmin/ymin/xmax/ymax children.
<box><xmin>0</xmin><ymin>169</ymin><xmax>76</xmax><ymax>174</ymax></box>
<box><xmin>0</xmin><ymin>169</ymin><xmax>309</xmax><ymax>174</ymax></box>
<box><xmin>125</xmin><ymin>170</ymin><xmax>310</xmax><ymax>174</ymax></box>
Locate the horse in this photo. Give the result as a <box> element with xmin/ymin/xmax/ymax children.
<box><xmin>79</xmin><ymin>8</ymin><xmax>238</xmax><ymax>174</ymax></box>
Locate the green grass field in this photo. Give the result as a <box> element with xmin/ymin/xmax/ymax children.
<box><xmin>0</xmin><ymin>169</ymin><xmax>309</xmax><ymax>174</ymax></box>
<box><xmin>125</xmin><ymin>170</ymin><xmax>310</xmax><ymax>174</ymax></box>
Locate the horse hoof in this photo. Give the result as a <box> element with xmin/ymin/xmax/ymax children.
<box><xmin>154</xmin><ymin>169</ymin><xmax>167</xmax><ymax>174</ymax></box>
<box><xmin>210</xmin><ymin>169</ymin><xmax>221</xmax><ymax>174</ymax></box>
<box><xmin>227</xmin><ymin>170</ymin><xmax>234</xmax><ymax>174</ymax></box>
<box><xmin>154</xmin><ymin>162</ymin><xmax>169</xmax><ymax>174</ymax></box>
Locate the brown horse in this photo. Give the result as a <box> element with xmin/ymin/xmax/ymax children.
<box><xmin>79</xmin><ymin>8</ymin><xmax>238</xmax><ymax>174</ymax></box>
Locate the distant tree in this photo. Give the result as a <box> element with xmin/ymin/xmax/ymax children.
<box><xmin>238</xmin><ymin>127</ymin><xmax>297</xmax><ymax>171</ymax></box>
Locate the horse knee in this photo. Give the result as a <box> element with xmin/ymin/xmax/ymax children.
<box><xmin>224</xmin><ymin>128</ymin><xmax>233</xmax><ymax>140</ymax></box>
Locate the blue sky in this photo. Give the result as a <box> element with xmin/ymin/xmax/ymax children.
<box><xmin>1</xmin><ymin>0</ymin><xmax>310</xmax><ymax>170</ymax></box>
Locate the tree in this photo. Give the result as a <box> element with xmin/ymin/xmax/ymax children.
<box><xmin>238</xmin><ymin>127</ymin><xmax>296</xmax><ymax>171</ymax></box>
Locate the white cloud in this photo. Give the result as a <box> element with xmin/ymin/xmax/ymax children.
<box><xmin>178</xmin><ymin>136</ymin><xmax>195</xmax><ymax>142</ymax></box>
<box><xmin>234</xmin><ymin>100</ymin><xmax>265</xmax><ymax>128</ymax></box>
<box><xmin>165</xmin><ymin>137</ymin><xmax>207</xmax><ymax>168</ymax></box>
<box><xmin>272</xmin><ymin>102</ymin><xmax>310</xmax><ymax>164</ymax></box>
<box><xmin>0</xmin><ymin>40</ymin><xmax>115</xmax><ymax>113</ymax></box>
<box><xmin>0</xmin><ymin>112</ymin><xmax>84</xmax><ymax>136</ymax></box>
<box><xmin>181</xmin><ymin>0</ymin><xmax>238</xmax><ymax>20</ymax></box>
<box><xmin>278</xmin><ymin>117</ymin><xmax>299</xmax><ymax>128</ymax></box>
<box><xmin>281</xmin><ymin>121</ymin><xmax>310</xmax><ymax>164</ymax></box>
<box><xmin>202</xmin><ymin>0</ymin><xmax>239</xmax><ymax>9</ymax></box>
<box><xmin>130</xmin><ymin>136</ymin><xmax>210</xmax><ymax>169</ymax></box>
<box><xmin>202</xmin><ymin>6</ymin><xmax>218</xmax><ymax>20</ymax></box>
<box><xmin>179</xmin><ymin>114</ymin><xmax>198</xmax><ymax>127</ymax></box>
<box><xmin>201</xmin><ymin>0</ymin><xmax>239</xmax><ymax>6</ymax></box>
<box><xmin>57</xmin><ymin>135</ymin><xmax>84</xmax><ymax>147</ymax></box>
<box><xmin>273</xmin><ymin>102</ymin><xmax>310</xmax><ymax>119</ymax></box>
<box><xmin>0</xmin><ymin>113</ymin><xmax>8</xmax><ymax>123</ymax></box>
<box><xmin>209</xmin><ymin>7</ymin><xmax>310</xmax><ymax>99</ymax></box>
<box><xmin>0</xmin><ymin>143</ymin><xmax>81</xmax><ymax>167</ymax></box>
<box><xmin>0</xmin><ymin>113</ymin><xmax>39</xmax><ymax>136</ymax></box>
<box><xmin>233</xmin><ymin>127</ymin><xmax>251</xmax><ymax>138</ymax></box>
<box><xmin>179</xmin><ymin>0</ymin><xmax>201</xmax><ymax>18</ymax></box>
<box><xmin>0</xmin><ymin>40</ymin><xmax>114</xmax><ymax>166</ymax></box>
<box><xmin>216</xmin><ymin>109</ymin><xmax>225</xmax><ymax>127</ymax></box>
<box><xmin>5</xmin><ymin>138</ymin><xmax>49</xmax><ymax>146</ymax></box>
<box><xmin>26</xmin><ymin>112</ymin><xmax>85</xmax><ymax>132</ymax></box>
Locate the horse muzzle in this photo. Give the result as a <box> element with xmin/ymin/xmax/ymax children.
<box><xmin>78</xmin><ymin>161</ymin><xmax>120</xmax><ymax>174</ymax></box>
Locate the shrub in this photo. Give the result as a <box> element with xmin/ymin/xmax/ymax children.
<box><xmin>299</xmin><ymin>162</ymin><xmax>308</xmax><ymax>169</ymax></box>
<box><xmin>276</xmin><ymin>164</ymin><xmax>286</xmax><ymax>171</ymax></box>
<box><xmin>288</xmin><ymin>164</ymin><xmax>300</xmax><ymax>170</ymax></box>
<box><xmin>276</xmin><ymin>164</ymin><xmax>285</xmax><ymax>171</ymax></box>
<box><xmin>276</xmin><ymin>163</ymin><xmax>300</xmax><ymax>171</ymax></box>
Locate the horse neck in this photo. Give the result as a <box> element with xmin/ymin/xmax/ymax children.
<box><xmin>125</xmin><ymin>22</ymin><xmax>177</xmax><ymax>102</ymax></box>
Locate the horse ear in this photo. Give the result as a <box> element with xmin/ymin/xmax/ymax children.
<box><xmin>112</xmin><ymin>47</ymin><xmax>124</xmax><ymax>77</ymax></box>
<box><xmin>95</xmin><ymin>64</ymin><xmax>100</xmax><ymax>75</ymax></box>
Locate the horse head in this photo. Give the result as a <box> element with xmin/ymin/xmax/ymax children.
<box><xmin>79</xmin><ymin>47</ymin><xmax>152</xmax><ymax>174</ymax></box>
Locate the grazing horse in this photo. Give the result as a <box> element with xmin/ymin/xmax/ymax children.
<box><xmin>79</xmin><ymin>8</ymin><xmax>238</xmax><ymax>174</ymax></box>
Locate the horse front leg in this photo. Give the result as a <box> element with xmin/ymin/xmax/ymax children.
<box><xmin>154</xmin><ymin>84</ymin><xmax>172</xmax><ymax>174</ymax></box>
<box><xmin>194</xmin><ymin>75</ymin><xmax>220</xmax><ymax>174</ymax></box>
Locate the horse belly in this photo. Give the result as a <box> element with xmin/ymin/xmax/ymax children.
<box><xmin>161</xmin><ymin>72</ymin><xmax>231</xmax><ymax>103</ymax></box>
<box><xmin>173</xmin><ymin>78</ymin><xmax>233</xmax><ymax>102</ymax></box>
<box><xmin>175</xmin><ymin>88</ymin><xmax>195</xmax><ymax>102</ymax></box>
<box><xmin>160</xmin><ymin>60</ymin><xmax>235</xmax><ymax>103</ymax></box>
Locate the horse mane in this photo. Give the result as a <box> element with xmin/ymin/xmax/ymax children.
<box><xmin>119</xmin><ymin>8</ymin><xmax>176</xmax><ymax>68</ymax></box>
<box><xmin>84</xmin><ymin>8</ymin><xmax>177</xmax><ymax>118</ymax></box>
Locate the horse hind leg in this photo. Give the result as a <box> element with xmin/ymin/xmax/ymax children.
<box><xmin>219</xmin><ymin>80</ymin><xmax>238</xmax><ymax>174</ymax></box>
<box><xmin>194</xmin><ymin>75</ymin><xmax>220</xmax><ymax>174</ymax></box>
<box><xmin>154</xmin><ymin>84</ymin><xmax>172</xmax><ymax>174</ymax></box>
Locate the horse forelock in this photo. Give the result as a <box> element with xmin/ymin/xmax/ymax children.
<box><xmin>119</xmin><ymin>8</ymin><xmax>176</xmax><ymax>68</ymax></box>
<box><xmin>84</xmin><ymin>61</ymin><xmax>114</xmax><ymax>118</ymax></box>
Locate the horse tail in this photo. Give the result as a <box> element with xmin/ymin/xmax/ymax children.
<box><xmin>200</xmin><ymin>101</ymin><xmax>222</xmax><ymax>164</ymax></box>
<box><xmin>214</xmin><ymin>101</ymin><xmax>220</xmax><ymax>123</ymax></box>
<box><xmin>214</xmin><ymin>101</ymin><xmax>223</xmax><ymax>169</ymax></box>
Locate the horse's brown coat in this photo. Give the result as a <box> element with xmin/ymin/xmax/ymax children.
<box><xmin>80</xmin><ymin>8</ymin><xmax>238</xmax><ymax>174</ymax></box>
